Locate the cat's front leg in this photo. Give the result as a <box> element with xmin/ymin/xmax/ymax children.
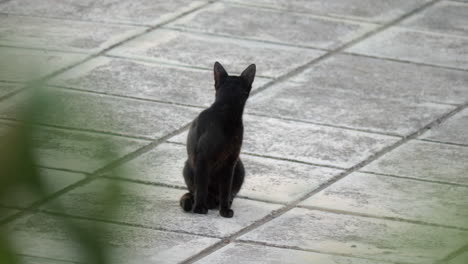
<box><xmin>219</xmin><ymin>165</ymin><xmax>235</xmax><ymax>218</ymax></box>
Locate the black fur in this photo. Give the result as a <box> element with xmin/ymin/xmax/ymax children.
<box><xmin>180</xmin><ymin>62</ymin><xmax>256</xmax><ymax>218</ymax></box>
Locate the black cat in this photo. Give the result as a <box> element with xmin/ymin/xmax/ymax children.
<box><xmin>180</xmin><ymin>62</ymin><xmax>256</xmax><ymax>218</ymax></box>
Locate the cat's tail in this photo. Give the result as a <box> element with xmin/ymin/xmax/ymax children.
<box><xmin>180</xmin><ymin>192</ymin><xmax>194</xmax><ymax>212</ymax></box>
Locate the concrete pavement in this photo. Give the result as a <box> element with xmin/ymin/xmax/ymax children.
<box><xmin>0</xmin><ymin>0</ymin><xmax>467</xmax><ymax>263</ymax></box>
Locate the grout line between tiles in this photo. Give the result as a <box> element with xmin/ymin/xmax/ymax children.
<box><xmin>245</xmin><ymin>111</ymin><xmax>404</xmax><ymax>137</ymax></box>
<box><xmin>48</xmin><ymin>85</ymin><xmax>210</xmax><ymax>109</ymax></box>
<box><xmin>101</xmin><ymin>53</ymin><xmax>275</xmax><ymax>79</ymax></box>
<box><xmin>438</xmin><ymin>243</ymin><xmax>468</xmax><ymax>264</ymax></box>
<box><xmin>297</xmin><ymin>206</ymin><xmax>468</xmax><ymax>231</ymax></box>
<box><xmin>35</xmin><ymin>165</ymin><xmax>91</xmax><ymax>175</ymax></box>
<box><xmin>0</xmin><ymin>44</ymin><xmax>91</xmax><ymax>55</ymax></box>
<box><xmin>0</xmin><ymin>11</ymin><xmax>152</xmax><ymax>28</ymax></box>
<box><xmin>416</xmin><ymin>138</ymin><xmax>468</xmax><ymax>148</ymax></box>
<box><xmin>187</xmin><ymin>0</ymin><xmax>379</xmax><ymax>26</ymax></box>
<box><xmin>101</xmin><ymin>175</ymin><xmax>288</xmax><ymax>206</ymax></box>
<box><xmin>15</xmin><ymin>253</ymin><xmax>82</xmax><ymax>264</ymax></box>
<box><xmin>359</xmin><ymin>170</ymin><xmax>468</xmax><ymax>188</ymax></box>
<box><xmin>343</xmin><ymin>51</ymin><xmax>468</xmax><ymax>73</ymax></box>
<box><xmin>35</xmin><ymin>210</ymin><xmax>222</xmax><ymax>239</ymax></box>
<box><xmin>0</xmin><ymin>117</ymin><xmax>155</xmax><ymax>141</ymax></box>
<box><xmin>234</xmin><ymin>240</ymin><xmax>414</xmax><ymax>264</ymax></box>
<box><xmin>161</xmin><ymin>25</ymin><xmax>332</xmax><ymax>51</ymax></box>
<box><xmin>0</xmin><ymin>11</ymin><xmax>149</xmax><ymax>27</ymax></box>
<box><xmin>218</xmin><ymin>0</ymin><xmax>386</xmax><ymax>25</ymax></box>
<box><xmin>165</xmin><ymin>141</ymin><xmax>348</xmax><ymax>170</ymax></box>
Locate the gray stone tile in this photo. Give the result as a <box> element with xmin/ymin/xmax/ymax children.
<box><xmin>238</xmin><ymin>155</ymin><xmax>342</xmax><ymax>203</ymax></box>
<box><xmin>196</xmin><ymin>242</ymin><xmax>383</xmax><ymax>264</ymax></box>
<box><xmin>362</xmin><ymin>140</ymin><xmax>468</xmax><ymax>185</ymax></box>
<box><xmin>447</xmin><ymin>251</ymin><xmax>468</xmax><ymax>264</ymax></box>
<box><xmin>0</xmin><ymin>47</ymin><xmax>86</xmax><ymax>82</ymax></box>
<box><xmin>291</xmin><ymin>54</ymin><xmax>468</xmax><ymax>105</ymax></box>
<box><xmin>8</xmin><ymin>213</ymin><xmax>219</xmax><ymax>264</ymax></box>
<box><xmin>348</xmin><ymin>27</ymin><xmax>468</xmax><ymax>70</ymax></box>
<box><xmin>0</xmin><ymin>15</ymin><xmax>146</xmax><ymax>53</ymax></box>
<box><xmin>402</xmin><ymin>1</ymin><xmax>468</xmax><ymax>37</ymax></box>
<box><xmin>169</xmin><ymin>115</ymin><xmax>399</xmax><ymax>169</ymax></box>
<box><xmin>44</xmin><ymin>179</ymin><xmax>281</xmax><ymax>237</ymax></box>
<box><xmin>0</xmin><ymin>88</ymin><xmax>199</xmax><ymax>139</ymax></box>
<box><xmin>0</xmin><ymin>122</ymin><xmax>150</xmax><ymax>172</ymax></box>
<box><xmin>109</xmin><ymin>143</ymin><xmax>187</xmax><ymax>187</ymax></box>
<box><xmin>108</xmin><ymin>28</ymin><xmax>325</xmax><ymax>78</ymax></box>
<box><xmin>226</xmin><ymin>0</ymin><xmax>431</xmax><ymax>23</ymax></box>
<box><xmin>248</xmin><ymin>81</ymin><xmax>453</xmax><ymax>135</ymax></box>
<box><xmin>421</xmin><ymin>107</ymin><xmax>468</xmax><ymax>145</ymax></box>
<box><xmin>169</xmin><ymin>3</ymin><xmax>376</xmax><ymax>49</ymax></box>
<box><xmin>0</xmin><ymin>0</ymin><xmax>207</xmax><ymax>25</ymax></box>
<box><xmin>50</xmin><ymin>56</ymin><xmax>271</xmax><ymax>107</ymax></box>
<box><xmin>0</xmin><ymin>82</ymin><xmax>22</xmax><ymax>98</ymax></box>
<box><xmin>239</xmin><ymin>208</ymin><xmax>468</xmax><ymax>264</ymax></box>
<box><xmin>301</xmin><ymin>172</ymin><xmax>468</xmax><ymax>228</ymax></box>
<box><xmin>1</xmin><ymin>168</ymin><xmax>86</xmax><ymax>208</ymax></box>
<box><xmin>110</xmin><ymin>143</ymin><xmax>343</xmax><ymax>203</ymax></box>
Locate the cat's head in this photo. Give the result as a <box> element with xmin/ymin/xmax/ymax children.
<box><xmin>213</xmin><ymin>62</ymin><xmax>256</xmax><ymax>105</ymax></box>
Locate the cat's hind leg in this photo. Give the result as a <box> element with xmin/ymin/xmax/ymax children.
<box><xmin>181</xmin><ymin>160</ymin><xmax>195</xmax><ymax>212</ymax></box>
<box><xmin>180</xmin><ymin>192</ymin><xmax>194</xmax><ymax>212</ymax></box>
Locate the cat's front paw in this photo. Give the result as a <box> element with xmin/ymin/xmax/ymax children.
<box><xmin>220</xmin><ymin>208</ymin><xmax>234</xmax><ymax>218</ymax></box>
<box><xmin>193</xmin><ymin>205</ymin><xmax>208</xmax><ymax>214</ymax></box>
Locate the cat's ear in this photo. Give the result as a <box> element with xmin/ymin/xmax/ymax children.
<box><xmin>241</xmin><ymin>64</ymin><xmax>256</xmax><ymax>88</ymax></box>
<box><xmin>214</xmin><ymin>61</ymin><xmax>228</xmax><ymax>89</ymax></box>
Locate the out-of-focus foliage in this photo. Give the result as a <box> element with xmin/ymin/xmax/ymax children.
<box><xmin>0</xmin><ymin>78</ymin><xmax>126</xmax><ymax>263</ymax></box>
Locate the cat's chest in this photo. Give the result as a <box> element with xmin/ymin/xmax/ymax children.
<box><xmin>213</xmin><ymin>134</ymin><xmax>243</xmax><ymax>168</ymax></box>
<box><xmin>223</xmin><ymin>133</ymin><xmax>243</xmax><ymax>155</ymax></box>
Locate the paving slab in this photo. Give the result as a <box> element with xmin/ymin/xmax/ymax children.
<box><xmin>362</xmin><ymin>140</ymin><xmax>468</xmax><ymax>186</ymax></box>
<box><xmin>169</xmin><ymin>2</ymin><xmax>376</xmax><ymax>49</ymax></box>
<box><xmin>108</xmin><ymin>28</ymin><xmax>325</xmax><ymax>78</ymax></box>
<box><xmin>421</xmin><ymin>107</ymin><xmax>468</xmax><ymax>145</ymax></box>
<box><xmin>50</xmin><ymin>56</ymin><xmax>271</xmax><ymax>107</ymax></box>
<box><xmin>0</xmin><ymin>82</ymin><xmax>22</xmax><ymax>98</ymax></box>
<box><xmin>248</xmin><ymin>81</ymin><xmax>453</xmax><ymax>136</ymax></box>
<box><xmin>226</xmin><ymin>0</ymin><xmax>431</xmax><ymax>23</ymax></box>
<box><xmin>0</xmin><ymin>15</ymin><xmax>146</xmax><ymax>53</ymax></box>
<box><xmin>0</xmin><ymin>168</ymin><xmax>86</xmax><ymax>208</ymax></box>
<box><xmin>0</xmin><ymin>0</ymin><xmax>207</xmax><ymax>26</ymax></box>
<box><xmin>301</xmin><ymin>172</ymin><xmax>468</xmax><ymax>228</ymax></box>
<box><xmin>447</xmin><ymin>250</ymin><xmax>468</xmax><ymax>264</ymax></box>
<box><xmin>348</xmin><ymin>27</ymin><xmax>468</xmax><ymax>70</ymax></box>
<box><xmin>169</xmin><ymin>115</ymin><xmax>399</xmax><ymax>169</ymax></box>
<box><xmin>0</xmin><ymin>122</ymin><xmax>150</xmax><ymax>172</ymax></box>
<box><xmin>401</xmin><ymin>1</ymin><xmax>468</xmax><ymax>37</ymax></box>
<box><xmin>7</xmin><ymin>213</ymin><xmax>219</xmax><ymax>264</ymax></box>
<box><xmin>196</xmin><ymin>242</ymin><xmax>384</xmax><ymax>264</ymax></box>
<box><xmin>44</xmin><ymin>179</ymin><xmax>281</xmax><ymax>237</ymax></box>
<box><xmin>0</xmin><ymin>88</ymin><xmax>200</xmax><ymax>139</ymax></box>
<box><xmin>109</xmin><ymin>143</ymin><xmax>343</xmax><ymax>203</ymax></box>
<box><xmin>239</xmin><ymin>208</ymin><xmax>468</xmax><ymax>264</ymax></box>
<box><xmin>291</xmin><ymin>53</ymin><xmax>468</xmax><ymax>105</ymax></box>
<box><xmin>0</xmin><ymin>47</ymin><xmax>86</xmax><ymax>82</ymax></box>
